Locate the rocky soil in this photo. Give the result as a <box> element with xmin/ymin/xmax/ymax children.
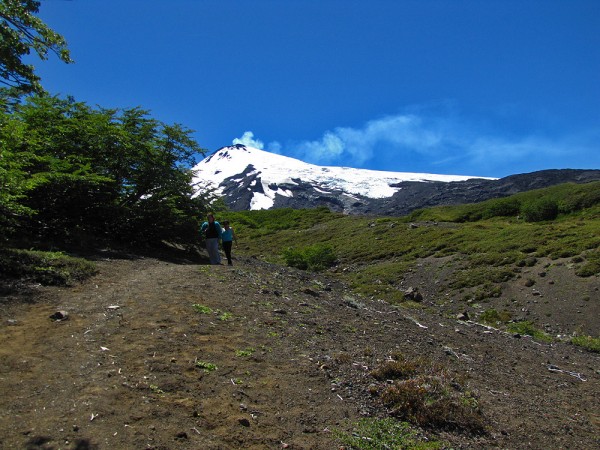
<box><xmin>0</xmin><ymin>250</ymin><xmax>598</xmax><ymax>449</ymax></box>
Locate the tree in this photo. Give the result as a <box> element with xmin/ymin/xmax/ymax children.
<box><xmin>0</xmin><ymin>0</ymin><xmax>72</xmax><ymax>93</ymax></box>
<box><xmin>1</xmin><ymin>94</ymin><xmax>211</xmax><ymax>247</ymax></box>
<box><xmin>0</xmin><ymin>92</ymin><xmax>32</xmax><ymax>241</ymax></box>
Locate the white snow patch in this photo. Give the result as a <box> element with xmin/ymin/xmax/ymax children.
<box><xmin>250</xmin><ymin>192</ymin><xmax>274</xmax><ymax>210</ymax></box>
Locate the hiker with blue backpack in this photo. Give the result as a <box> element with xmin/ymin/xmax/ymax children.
<box><xmin>200</xmin><ymin>213</ymin><xmax>222</xmax><ymax>265</ymax></box>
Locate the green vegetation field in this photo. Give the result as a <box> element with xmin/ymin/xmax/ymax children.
<box><xmin>227</xmin><ymin>182</ymin><xmax>600</xmax><ymax>296</ymax></box>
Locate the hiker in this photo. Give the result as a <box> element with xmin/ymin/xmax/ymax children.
<box><xmin>200</xmin><ymin>213</ymin><xmax>222</xmax><ymax>265</ymax></box>
<box><xmin>221</xmin><ymin>220</ymin><xmax>237</xmax><ymax>266</ymax></box>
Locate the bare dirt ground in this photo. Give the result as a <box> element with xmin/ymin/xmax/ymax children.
<box><xmin>0</xmin><ymin>250</ymin><xmax>598</xmax><ymax>449</ymax></box>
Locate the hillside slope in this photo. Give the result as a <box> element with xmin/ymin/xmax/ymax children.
<box><xmin>1</xmin><ymin>252</ymin><xmax>598</xmax><ymax>449</ymax></box>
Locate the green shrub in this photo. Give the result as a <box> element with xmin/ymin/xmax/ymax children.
<box><xmin>479</xmin><ymin>309</ymin><xmax>511</xmax><ymax>325</ymax></box>
<box><xmin>192</xmin><ymin>304</ymin><xmax>213</xmax><ymax>314</ymax></box>
<box><xmin>521</xmin><ymin>198</ymin><xmax>559</xmax><ymax>222</ymax></box>
<box><xmin>282</xmin><ymin>247</ymin><xmax>309</xmax><ymax>270</ymax></box>
<box><xmin>482</xmin><ymin>197</ymin><xmax>521</xmax><ymax>219</ymax></box>
<box><xmin>282</xmin><ymin>243</ymin><xmax>336</xmax><ymax>271</ymax></box>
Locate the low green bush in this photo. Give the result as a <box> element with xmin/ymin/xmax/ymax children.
<box><xmin>521</xmin><ymin>198</ymin><xmax>559</xmax><ymax>222</ymax></box>
<box><xmin>479</xmin><ymin>309</ymin><xmax>511</xmax><ymax>325</ymax></box>
<box><xmin>282</xmin><ymin>243</ymin><xmax>336</xmax><ymax>271</ymax></box>
<box><xmin>482</xmin><ymin>197</ymin><xmax>521</xmax><ymax>219</ymax></box>
<box><xmin>0</xmin><ymin>248</ymin><xmax>97</xmax><ymax>285</ymax></box>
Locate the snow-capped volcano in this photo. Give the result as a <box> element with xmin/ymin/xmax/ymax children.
<box><xmin>192</xmin><ymin>144</ymin><xmax>486</xmax><ymax>212</ymax></box>
<box><xmin>192</xmin><ymin>145</ymin><xmax>600</xmax><ymax>215</ymax></box>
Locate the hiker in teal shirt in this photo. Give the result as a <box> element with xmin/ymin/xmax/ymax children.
<box><xmin>221</xmin><ymin>220</ymin><xmax>237</xmax><ymax>266</ymax></box>
<box><xmin>200</xmin><ymin>213</ymin><xmax>222</xmax><ymax>265</ymax></box>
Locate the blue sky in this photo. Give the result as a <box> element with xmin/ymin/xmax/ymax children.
<box><xmin>32</xmin><ymin>0</ymin><xmax>599</xmax><ymax>177</ymax></box>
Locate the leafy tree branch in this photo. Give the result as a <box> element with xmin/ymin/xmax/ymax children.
<box><xmin>0</xmin><ymin>0</ymin><xmax>72</xmax><ymax>93</ymax></box>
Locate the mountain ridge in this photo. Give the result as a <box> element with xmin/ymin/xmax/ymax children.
<box><xmin>192</xmin><ymin>144</ymin><xmax>600</xmax><ymax>215</ymax></box>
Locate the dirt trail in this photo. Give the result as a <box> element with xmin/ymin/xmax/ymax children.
<box><xmin>0</xmin><ymin>253</ymin><xmax>598</xmax><ymax>449</ymax></box>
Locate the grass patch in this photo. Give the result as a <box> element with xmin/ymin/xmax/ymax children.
<box><xmin>575</xmin><ymin>249</ymin><xmax>600</xmax><ymax>277</ymax></box>
<box><xmin>507</xmin><ymin>321</ymin><xmax>553</xmax><ymax>343</ymax></box>
<box><xmin>335</xmin><ymin>418</ymin><xmax>444</xmax><ymax>450</ymax></box>
<box><xmin>235</xmin><ymin>348</ymin><xmax>255</xmax><ymax>357</ymax></box>
<box><xmin>192</xmin><ymin>304</ymin><xmax>232</xmax><ymax>321</ymax></box>
<box><xmin>0</xmin><ymin>248</ymin><xmax>97</xmax><ymax>286</ymax></box>
<box><xmin>449</xmin><ymin>267</ymin><xmax>515</xmax><ymax>290</ymax></box>
<box><xmin>570</xmin><ymin>335</ymin><xmax>600</xmax><ymax>353</ymax></box>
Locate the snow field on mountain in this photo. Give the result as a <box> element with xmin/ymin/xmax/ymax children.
<box><xmin>193</xmin><ymin>145</ymin><xmax>489</xmax><ymax>210</ymax></box>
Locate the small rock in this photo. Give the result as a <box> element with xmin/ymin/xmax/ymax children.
<box><xmin>238</xmin><ymin>418</ymin><xmax>251</xmax><ymax>427</ymax></box>
<box><xmin>456</xmin><ymin>312</ymin><xmax>470</xmax><ymax>321</ymax></box>
<box><xmin>175</xmin><ymin>431</ymin><xmax>188</xmax><ymax>440</ymax></box>
<box><xmin>403</xmin><ymin>287</ymin><xmax>423</xmax><ymax>302</ymax></box>
<box><xmin>303</xmin><ymin>288</ymin><xmax>320</xmax><ymax>297</ymax></box>
<box><xmin>49</xmin><ymin>311</ymin><xmax>69</xmax><ymax>321</ymax></box>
